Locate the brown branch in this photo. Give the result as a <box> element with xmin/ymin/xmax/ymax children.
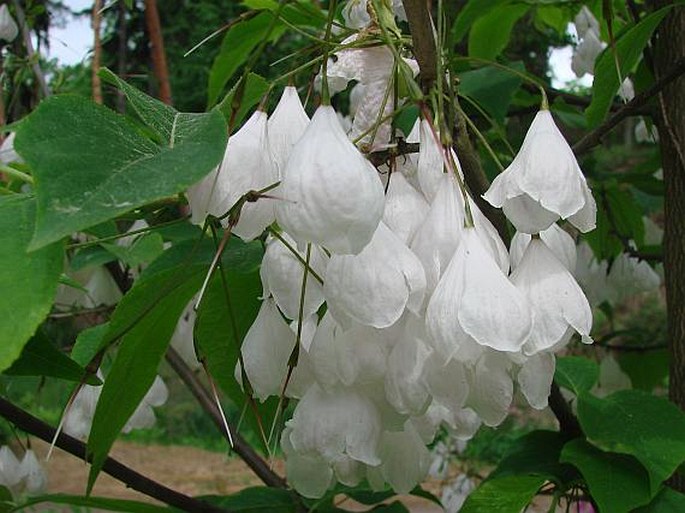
<box><xmin>92</xmin><ymin>0</ymin><xmax>104</xmax><ymax>104</ymax></box>
<box><xmin>0</xmin><ymin>396</ymin><xmax>230</xmax><ymax>513</ymax></box>
<box><xmin>11</xmin><ymin>0</ymin><xmax>49</xmax><ymax>98</ymax></box>
<box><xmin>573</xmin><ymin>57</ymin><xmax>685</xmax><ymax>155</ymax></box>
<box><xmin>144</xmin><ymin>0</ymin><xmax>172</xmax><ymax>105</ymax></box>
<box><xmin>548</xmin><ymin>383</ymin><xmax>583</xmax><ymax>439</ymax></box>
<box><xmin>165</xmin><ymin>348</ymin><xmax>288</xmax><ymax>490</ymax></box>
<box><xmin>401</xmin><ymin>0</ymin><xmax>437</xmax><ymax>90</ymax></box>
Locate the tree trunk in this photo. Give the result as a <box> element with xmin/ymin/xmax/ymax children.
<box><xmin>652</xmin><ymin>1</ymin><xmax>685</xmax><ymax>491</ymax></box>
<box><xmin>144</xmin><ymin>0</ymin><xmax>172</xmax><ymax>105</ymax></box>
<box><xmin>92</xmin><ymin>0</ymin><xmax>103</xmax><ymax>104</ymax></box>
<box><xmin>116</xmin><ymin>0</ymin><xmax>127</xmax><ymax>113</ymax></box>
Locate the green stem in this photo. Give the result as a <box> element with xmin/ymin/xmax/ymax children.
<box><xmin>67</xmin><ymin>216</ymin><xmax>190</xmax><ymax>249</ymax></box>
<box><xmin>267</xmin><ymin>227</ymin><xmax>324</xmax><ymax>285</ymax></box>
<box><xmin>457</xmin><ymin>103</ymin><xmax>505</xmax><ymax>171</ymax></box>
<box><xmin>319</xmin><ymin>0</ymin><xmax>338</xmax><ymax>105</ymax></box>
<box><xmin>0</xmin><ymin>165</ymin><xmax>34</xmax><ymax>184</ymax></box>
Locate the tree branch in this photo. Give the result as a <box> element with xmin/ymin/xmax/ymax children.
<box><xmin>165</xmin><ymin>348</ymin><xmax>288</xmax><ymax>489</ymax></box>
<box><xmin>548</xmin><ymin>383</ymin><xmax>583</xmax><ymax>439</ymax></box>
<box><xmin>0</xmin><ymin>396</ymin><xmax>230</xmax><ymax>513</ymax></box>
<box><xmin>401</xmin><ymin>0</ymin><xmax>437</xmax><ymax>90</ymax></box>
<box><xmin>573</xmin><ymin>57</ymin><xmax>685</xmax><ymax>155</ymax></box>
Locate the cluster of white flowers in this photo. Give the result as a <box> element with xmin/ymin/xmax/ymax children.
<box><xmin>182</xmin><ymin>30</ymin><xmax>601</xmax><ymax>493</ymax></box>
<box><xmin>0</xmin><ymin>446</ymin><xmax>47</xmax><ymax>497</ymax></box>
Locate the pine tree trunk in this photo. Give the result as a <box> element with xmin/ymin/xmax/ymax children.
<box><xmin>652</xmin><ymin>0</ymin><xmax>685</xmax><ymax>492</ymax></box>
<box><xmin>144</xmin><ymin>0</ymin><xmax>172</xmax><ymax>105</ymax></box>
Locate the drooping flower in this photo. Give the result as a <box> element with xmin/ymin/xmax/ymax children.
<box><xmin>0</xmin><ymin>5</ymin><xmax>18</xmax><ymax>42</ymax></box>
<box><xmin>517</xmin><ymin>352</ymin><xmax>556</xmax><ymax>409</ymax></box>
<box><xmin>0</xmin><ymin>446</ymin><xmax>21</xmax><ymax>488</ymax></box>
<box><xmin>0</xmin><ymin>133</ymin><xmax>23</xmax><ymax>165</ymax></box>
<box><xmin>260</xmin><ymin>233</ymin><xmax>327</xmax><ymax>320</ymax></box>
<box><xmin>410</xmin><ymin>174</ymin><xmax>465</xmax><ymax>295</ymax></box>
<box><xmin>275</xmin><ymin>105</ymin><xmax>385</xmax><ymax>254</ymax></box>
<box><xmin>572</xmin><ymin>29</ymin><xmax>604</xmax><ymax>78</ymax></box>
<box><xmin>606</xmin><ymin>252</ymin><xmax>661</xmax><ymax>302</ymax></box>
<box><xmin>324</xmin><ymin>222</ymin><xmax>426</xmax><ymax>328</ymax></box>
<box><xmin>426</xmin><ymin>228</ymin><xmax>532</xmax><ymax>358</ymax></box>
<box><xmin>18</xmin><ymin>449</ymin><xmax>47</xmax><ymax>494</ymax></box>
<box><xmin>510</xmin><ymin>223</ymin><xmax>577</xmax><ymax>272</ymax></box>
<box><xmin>170</xmin><ymin>297</ymin><xmax>201</xmax><ymax>370</ymax></box>
<box><xmin>465</xmin><ymin>351</ymin><xmax>514</xmax><ymax>427</ymax></box>
<box><xmin>187</xmin><ymin>109</ymin><xmax>277</xmax><ymax>241</ymax></box>
<box><xmin>424</xmin><ymin>352</ymin><xmax>470</xmax><ymax>416</ymax></box>
<box><xmin>123</xmin><ymin>376</ymin><xmax>169</xmax><ymax>433</ymax></box>
<box><xmin>382</xmin><ymin>172</ymin><xmax>430</xmax><ymax>244</ymax></box>
<box><xmin>235</xmin><ymin>298</ymin><xmax>296</xmax><ymax>401</ymax></box>
<box><xmin>575</xmin><ymin>241</ymin><xmax>610</xmax><ymax>306</ymax></box>
<box><xmin>574</xmin><ymin>6</ymin><xmax>600</xmax><ymax>39</ymax></box>
<box><xmin>483</xmin><ymin>110</ymin><xmax>596</xmax><ymax>234</ymax></box>
<box><xmin>268</xmin><ymin>86</ymin><xmax>310</xmax><ymax>175</ymax></box>
<box><xmin>417</xmin><ymin>118</ymin><xmax>445</xmax><ymax>201</ymax></box>
<box><xmin>510</xmin><ymin>238</ymin><xmax>593</xmax><ymax>355</ymax></box>
<box><xmin>375</xmin><ymin>421</ymin><xmax>431</xmax><ymax>494</ymax></box>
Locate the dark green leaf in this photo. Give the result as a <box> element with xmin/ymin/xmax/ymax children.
<box><xmin>577</xmin><ymin>390</ymin><xmax>685</xmax><ymax>492</ymax></box>
<box><xmin>4</xmin><ymin>332</ymin><xmax>99</xmax><ymax>385</ymax></box>
<box><xmin>0</xmin><ymin>196</ymin><xmax>63</xmax><ymax>372</ymax></box>
<box><xmin>468</xmin><ymin>4</ymin><xmax>530</xmax><ymax>61</ymax></box>
<box><xmin>635</xmin><ymin>488</ymin><xmax>685</xmax><ymax>513</ymax></box>
<box><xmin>459</xmin><ymin>64</ymin><xmax>524</xmax><ymax>122</ymax></box>
<box><xmin>217</xmin><ymin>73</ymin><xmax>270</xmax><ymax>125</ymax></box>
<box><xmin>208</xmin><ymin>13</ymin><xmax>285</xmax><ymax>107</ymax></box>
<box><xmin>71</xmin><ymin>323</ymin><xmax>109</xmax><ymax>367</ymax></box>
<box><xmin>586</xmin><ymin>6</ymin><xmax>673</xmax><ymax>127</ymax></box>
<box><xmin>617</xmin><ymin>350</ymin><xmax>669</xmax><ymax>391</ymax></box>
<box><xmin>554</xmin><ymin>356</ymin><xmax>599</xmax><ymax>396</ymax></box>
<box><xmin>461</xmin><ymin>474</ymin><xmax>545</xmax><ymax>513</ymax></box>
<box><xmin>11</xmin><ymin>494</ymin><xmax>171</xmax><ymax>513</ymax></box>
<box><xmin>70</xmin><ymin>245</ymin><xmax>117</xmax><ymax>271</ymax></box>
<box><xmin>200</xmin><ymin>487</ymin><xmax>298</xmax><ymax>512</ymax></box>
<box><xmin>604</xmin><ymin>185</ymin><xmax>645</xmax><ymax>246</ymax></box>
<box><xmin>101</xmin><ymin>233</ymin><xmax>165</xmax><ymax>268</ymax></box>
<box><xmin>561</xmin><ymin>439</ymin><xmax>652</xmax><ymax>513</ymax></box>
<box><xmin>451</xmin><ymin>0</ymin><xmax>514</xmax><ymax>42</ymax></box>
<box><xmin>490</xmin><ymin>430</ymin><xmax>578</xmax><ymax>485</ymax></box>
<box><xmin>15</xmin><ymin>95</ymin><xmax>227</xmax><ymax>249</ymax></box>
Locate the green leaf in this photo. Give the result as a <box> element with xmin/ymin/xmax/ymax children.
<box><xmin>554</xmin><ymin>356</ymin><xmax>599</xmax><ymax>396</ymax></box>
<box><xmin>577</xmin><ymin>390</ymin><xmax>685</xmax><ymax>492</ymax></box>
<box><xmin>15</xmin><ymin>95</ymin><xmax>227</xmax><ymax>250</ymax></box>
<box><xmin>101</xmin><ymin>233</ymin><xmax>165</xmax><ymax>268</ymax></box>
<box><xmin>490</xmin><ymin>430</ymin><xmax>578</xmax><ymax>485</ymax></box>
<box><xmin>208</xmin><ymin>12</ymin><xmax>285</xmax><ymax>107</ymax></box>
<box><xmin>461</xmin><ymin>474</ymin><xmax>545</xmax><ymax>513</ymax></box>
<box><xmin>617</xmin><ymin>349</ymin><xmax>669</xmax><ymax>391</ymax></box>
<box><xmin>586</xmin><ymin>6</ymin><xmax>673</xmax><ymax>127</ymax></box>
<box><xmin>200</xmin><ymin>487</ymin><xmax>298</xmax><ymax>512</ymax></box>
<box><xmin>71</xmin><ymin>323</ymin><xmax>109</xmax><ymax>367</ymax></box>
<box><xmin>451</xmin><ymin>0</ymin><xmax>514</xmax><ymax>42</ymax></box>
<box><xmin>604</xmin><ymin>185</ymin><xmax>645</xmax><ymax>246</ymax></box>
<box><xmin>4</xmin><ymin>332</ymin><xmax>100</xmax><ymax>385</ymax></box>
<box><xmin>561</xmin><ymin>439</ymin><xmax>652</xmax><ymax>513</ymax></box>
<box><xmin>459</xmin><ymin>64</ymin><xmax>524</xmax><ymax>122</ymax></box>
<box><xmin>217</xmin><ymin>73</ymin><xmax>270</xmax><ymax>125</ymax></box>
<box><xmin>468</xmin><ymin>4</ymin><xmax>530</xmax><ymax>61</ymax></box>
<box><xmin>86</xmin><ymin>237</ymin><xmax>262</xmax><ymax>491</ymax></box>
<box><xmin>11</xmin><ymin>494</ymin><xmax>171</xmax><ymax>513</ymax></box>
<box><xmin>635</xmin><ymin>488</ymin><xmax>685</xmax><ymax>513</ymax></box>
<box><xmin>0</xmin><ymin>196</ymin><xmax>63</xmax><ymax>372</ymax></box>
<box><xmin>70</xmin><ymin>245</ymin><xmax>117</xmax><ymax>271</ymax></box>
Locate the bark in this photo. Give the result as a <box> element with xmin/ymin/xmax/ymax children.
<box><xmin>116</xmin><ymin>0</ymin><xmax>127</xmax><ymax>113</ymax></box>
<box><xmin>652</xmin><ymin>1</ymin><xmax>685</xmax><ymax>491</ymax></box>
<box><xmin>144</xmin><ymin>0</ymin><xmax>172</xmax><ymax>105</ymax></box>
<box><xmin>92</xmin><ymin>0</ymin><xmax>103</xmax><ymax>104</ymax></box>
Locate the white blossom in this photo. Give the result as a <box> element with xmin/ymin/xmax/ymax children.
<box><xmin>572</xmin><ymin>29</ymin><xmax>604</xmax><ymax>77</ymax></box>
<box><xmin>417</xmin><ymin>118</ymin><xmax>445</xmax><ymax>201</ymax></box>
<box><xmin>0</xmin><ymin>5</ymin><xmax>18</xmax><ymax>42</ymax></box>
<box><xmin>376</xmin><ymin>422</ymin><xmax>431</xmax><ymax>494</ymax></box>
<box><xmin>187</xmin><ymin>110</ymin><xmax>277</xmax><ymax>241</ymax></box>
<box><xmin>607</xmin><ymin>252</ymin><xmax>661</xmax><ymax>302</ymax></box>
<box><xmin>275</xmin><ymin>105</ymin><xmax>385</xmax><ymax>254</ymax></box>
<box><xmin>484</xmin><ymin>110</ymin><xmax>596</xmax><ymax>234</ymax></box>
<box><xmin>123</xmin><ymin>376</ymin><xmax>168</xmax><ymax>433</ymax></box>
<box><xmin>511</xmin><ymin>238</ymin><xmax>593</xmax><ymax>355</ymax></box>
<box><xmin>517</xmin><ymin>352</ymin><xmax>556</xmax><ymax>409</ymax></box>
<box><xmin>324</xmin><ymin>222</ymin><xmax>426</xmax><ymax>328</ymax></box>
<box><xmin>170</xmin><ymin>297</ymin><xmax>201</xmax><ymax>370</ymax></box>
<box><xmin>510</xmin><ymin>223</ymin><xmax>577</xmax><ymax>272</ymax></box>
<box><xmin>268</xmin><ymin>86</ymin><xmax>310</xmax><ymax>175</ymax></box>
<box><xmin>426</xmin><ymin>228</ymin><xmax>532</xmax><ymax>358</ymax></box>
<box><xmin>18</xmin><ymin>449</ymin><xmax>47</xmax><ymax>494</ymax></box>
<box><xmin>466</xmin><ymin>352</ymin><xmax>514</xmax><ymax>427</ymax></box>
<box><xmin>574</xmin><ymin>6</ymin><xmax>600</xmax><ymax>39</ymax></box>
<box><xmin>575</xmin><ymin>242</ymin><xmax>611</xmax><ymax>306</ymax></box>
<box><xmin>442</xmin><ymin>474</ymin><xmax>476</xmax><ymax>513</ymax></box>
<box><xmin>0</xmin><ymin>133</ymin><xmax>23</xmax><ymax>165</ymax></box>
<box><xmin>0</xmin><ymin>446</ymin><xmax>21</xmax><ymax>488</ymax></box>
<box><xmin>382</xmin><ymin>172</ymin><xmax>430</xmax><ymax>244</ymax></box>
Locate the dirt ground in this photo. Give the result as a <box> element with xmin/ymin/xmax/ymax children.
<box><xmin>30</xmin><ymin>438</ymin><xmax>445</xmax><ymax>512</ymax></box>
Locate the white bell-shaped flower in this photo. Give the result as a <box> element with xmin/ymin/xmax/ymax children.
<box><xmin>510</xmin><ymin>223</ymin><xmax>577</xmax><ymax>272</ymax></box>
<box><xmin>376</xmin><ymin>422</ymin><xmax>431</xmax><ymax>494</ymax></box>
<box><xmin>63</xmin><ymin>380</ymin><xmax>102</xmax><ymax>441</ymax></box>
<box><xmin>466</xmin><ymin>352</ymin><xmax>514</xmax><ymax>427</ymax></box>
<box><xmin>606</xmin><ymin>252</ymin><xmax>661</xmax><ymax>302</ymax></box>
<box><xmin>635</xmin><ymin>119</ymin><xmax>659</xmax><ymax>144</ymax></box>
<box><xmin>483</xmin><ymin>110</ymin><xmax>596</xmax><ymax>234</ymax></box>
<box><xmin>424</xmin><ymin>352</ymin><xmax>470</xmax><ymax>416</ymax></box>
<box><xmin>471</xmin><ymin>198</ymin><xmax>510</xmax><ymax>274</ymax></box>
<box><xmin>517</xmin><ymin>352</ymin><xmax>556</xmax><ymax>409</ymax></box>
<box><xmin>281</xmin><ymin>425</ymin><xmax>335</xmax><ymax>498</ymax></box>
<box><xmin>426</xmin><ymin>228</ymin><xmax>532</xmax><ymax>358</ymax></box>
<box><xmin>18</xmin><ymin>449</ymin><xmax>47</xmax><ymax>494</ymax></box>
<box><xmin>384</xmin><ymin>315</ymin><xmax>432</xmax><ymax>415</ymax></box>
<box><xmin>0</xmin><ymin>446</ymin><xmax>21</xmax><ymax>488</ymax></box>
<box><xmin>417</xmin><ymin>118</ymin><xmax>444</xmax><ymax>201</ymax></box>
<box><xmin>574</xmin><ymin>6</ymin><xmax>600</xmax><ymax>39</ymax></box>
<box><xmin>324</xmin><ymin>222</ymin><xmax>426</xmax><ymax>328</ymax></box>
<box><xmin>123</xmin><ymin>376</ymin><xmax>168</xmax><ymax>433</ymax></box>
<box><xmin>511</xmin><ymin>238</ymin><xmax>593</xmax><ymax>355</ymax></box>
<box><xmin>309</xmin><ymin>313</ymin><xmax>389</xmax><ymax>390</ymax></box>
<box><xmin>260</xmin><ymin>233</ymin><xmax>326</xmax><ymax>320</ymax></box>
<box><xmin>442</xmin><ymin>474</ymin><xmax>476</xmax><ymax>513</ymax></box>
<box><xmin>382</xmin><ymin>172</ymin><xmax>430</xmax><ymax>244</ymax></box>
<box><xmin>593</xmin><ymin>354</ymin><xmax>632</xmax><ymax>397</ymax></box>
<box><xmin>572</xmin><ymin>29</ymin><xmax>604</xmax><ymax>78</ymax></box>
<box><xmin>187</xmin><ymin>110</ymin><xmax>277</xmax><ymax>241</ymax></box>
<box><xmin>276</xmin><ymin>105</ymin><xmax>385</xmax><ymax>254</ymax></box>
<box><xmin>235</xmin><ymin>298</ymin><xmax>295</xmax><ymax>401</ymax></box>
<box><xmin>0</xmin><ymin>5</ymin><xmax>18</xmax><ymax>42</ymax></box>
<box><xmin>268</xmin><ymin>86</ymin><xmax>310</xmax><ymax>175</ymax></box>
<box><xmin>287</xmin><ymin>384</ymin><xmax>382</xmax><ymax>466</ymax></box>
<box><xmin>0</xmin><ymin>133</ymin><xmax>23</xmax><ymax>165</ymax></box>
<box><xmin>410</xmin><ymin>174</ymin><xmax>465</xmax><ymax>294</ymax></box>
